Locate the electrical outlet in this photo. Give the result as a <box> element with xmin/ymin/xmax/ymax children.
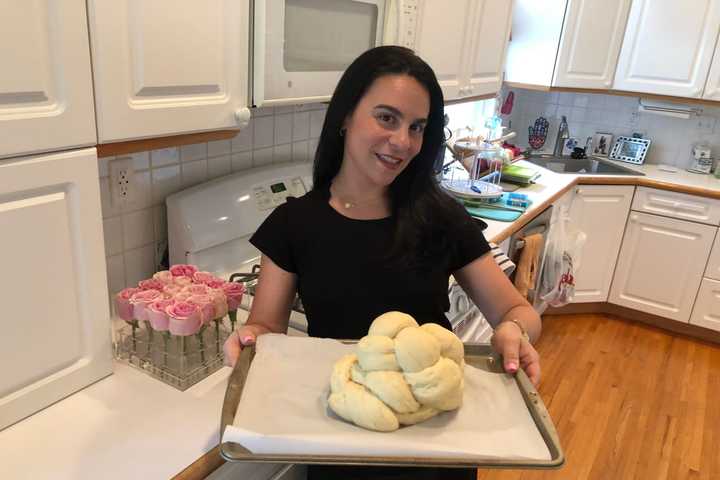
<box><xmin>109</xmin><ymin>157</ymin><xmax>135</xmax><ymax>207</ymax></box>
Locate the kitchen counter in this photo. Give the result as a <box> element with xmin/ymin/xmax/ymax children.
<box><xmin>5</xmin><ymin>159</ymin><xmax>720</xmax><ymax>480</ymax></box>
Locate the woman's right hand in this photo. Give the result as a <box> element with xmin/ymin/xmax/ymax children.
<box><xmin>223</xmin><ymin>324</ymin><xmax>268</xmax><ymax>367</ymax></box>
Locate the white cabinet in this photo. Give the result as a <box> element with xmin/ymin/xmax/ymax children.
<box><xmin>613</xmin><ymin>0</ymin><xmax>720</xmax><ymax>98</ymax></box>
<box><xmin>0</xmin><ymin>148</ymin><xmax>112</xmax><ymax>431</ymax></box>
<box><xmin>689</xmin><ymin>278</ymin><xmax>720</xmax><ymax>332</ymax></box>
<box><xmin>0</xmin><ymin>0</ymin><xmax>96</xmax><ymax>159</ymax></box>
<box><xmin>704</xmin><ymin>231</ymin><xmax>720</xmax><ymax>280</ymax></box>
<box><xmin>632</xmin><ymin>187</ymin><xmax>720</xmax><ymax>225</ymax></box>
<box><xmin>414</xmin><ymin>0</ymin><xmax>513</xmax><ymax>101</ymax></box>
<box><xmin>553</xmin><ymin>0</ymin><xmax>632</xmax><ymax>89</ymax></box>
<box><xmin>609</xmin><ymin>211</ymin><xmax>715</xmax><ymax>322</ymax></box>
<box><xmin>87</xmin><ymin>0</ymin><xmax>251</xmax><ymax>143</ymax></box>
<box><xmin>569</xmin><ymin>185</ymin><xmax>634</xmax><ymax>303</ymax></box>
<box><xmin>506</xmin><ymin>0</ymin><xmax>631</xmax><ymax>89</ymax></box>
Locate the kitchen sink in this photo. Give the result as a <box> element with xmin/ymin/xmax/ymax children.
<box><xmin>525</xmin><ymin>155</ymin><xmax>645</xmax><ymax>175</ymax></box>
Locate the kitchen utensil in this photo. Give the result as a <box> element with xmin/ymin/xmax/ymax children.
<box><xmin>687</xmin><ymin>144</ymin><xmax>713</xmax><ymax>174</ymax></box>
<box><xmin>528</xmin><ymin>117</ymin><xmax>549</xmax><ymax>150</ymax></box>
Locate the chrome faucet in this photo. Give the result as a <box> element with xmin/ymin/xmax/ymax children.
<box><xmin>553</xmin><ymin>115</ymin><xmax>569</xmax><ymax>157</ymax></box>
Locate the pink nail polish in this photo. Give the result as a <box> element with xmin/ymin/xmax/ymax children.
<box><xmin>241</xmin><ymin>336</ymin><xmax>254</xmax><ymax>344</ymax></box>
<box><xmin>506</xmin><ymin>362</ymin><xmax>518</xmax><ymax>372</ymax></box>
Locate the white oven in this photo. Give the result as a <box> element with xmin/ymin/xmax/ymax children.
<box><xmin>252</xmin><ymin>0</ymin><xmax>421</xmax><ymax>106</ymax></box>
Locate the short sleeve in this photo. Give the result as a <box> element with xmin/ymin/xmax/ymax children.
<box><xmin>249</xmin><ymin>202</ymin><xmax>297</xmax><ymax>273</ymax></box>
<box><xmin>448</xmin><ymin>217</ymin><xmax>492</xmax><ymax>272</ymax></box>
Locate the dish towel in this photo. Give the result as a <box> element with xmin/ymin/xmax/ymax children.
<box><xmin>489</xmin><ymin>242</ymin><xmax>515</xmax><ymax>277</ymax></box>
<box><xmin>513</xmin><ymin>233</ymin><xmax>543</xmax><ymax>300</ymax></box>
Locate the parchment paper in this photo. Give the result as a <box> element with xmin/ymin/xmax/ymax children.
<box><xmin>222</xmin><ymin>334</ymin><xmax>551</xmax><ymax>461</ymax></box>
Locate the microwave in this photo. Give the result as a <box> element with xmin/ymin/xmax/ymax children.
<box><xmin>252</xmin><ymin>0</ymin><xmax>420</xmax><ymax>107</ymax></box>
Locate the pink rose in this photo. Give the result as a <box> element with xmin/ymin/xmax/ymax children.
<box><xmin>138</xmin><ymin>278</ymin><xmax>164</xmax><ymax>291</ymax></box>
<box><xmin>166</xmin><ymin>301</ymin><xmax>202</xmax><ymax>336</ymax></box>
<box><xmin>169</xmin><ymin>264</ymin><xmax>199</xmax><ymax>278</ymax></box>
<box><xmin>115</xmin><ymin>287</ymin><xmax>140</xmax><ymax>321</ymax></box>
<box><xmin>184</xmin><ymin>284</ymin><xmax>211</xmax><ymax>296</ymax></box>
<box><xmin>147</xmin><ymin>298</ymin><xmax>175</xmax><ymax>331</ymax></box>
<box><xmin>173</xmin><ymin>276</ymin><xmax>193</xmax><ymax>287</ymax></box>
<box><xmin>163</xmin><ymin>284</ymin><xmax>183</xmax><ymax>296</ymax></box>
<box><xmin>222</xmin><ymin>282</ymin><xmax>246</xmax><ymax>311</ymax></box>
<box><xmin>153</xmin><ymin>270</ymin><xmax>174</xmax><ymax>284</ymax></box>
<box><xmin>130</xmin><ymin>289</ymin><xmax>162</xmax><ymax>321</ymax></box>
<box><xmin>192</xmin><ymin>271</ymin><xmax>223</xmax><ymax>285</ymax></box>
<box><xmin>174</xmin><ymin>290</ymin><xmax>192</xmax><ymax>302</ymax></box>
<box><xmin>210</xmin><ymin>289</ymin><xmax>229</xmax><ymax>319</ymax></box>
<box><xmin>187</xmin><ymin>294</ymin><xmax>215</xmax><ymax>324</ymax></box>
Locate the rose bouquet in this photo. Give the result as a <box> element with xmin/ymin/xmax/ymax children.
<box><xmin>114</xmin><ymin>264</ymin><xmax>245</xmax><ymax>368</ymax></box>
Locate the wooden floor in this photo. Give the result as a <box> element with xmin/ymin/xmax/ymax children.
<box><xmin>477</xmin><ymin>313</ymin><xmax>720</xmax><ymax>480</ymax></box>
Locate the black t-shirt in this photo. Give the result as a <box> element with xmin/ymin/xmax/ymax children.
<box><xmin>249</xmin><ymin>186</ymin><xmax>491</xmax><ymax>339</ymax></box>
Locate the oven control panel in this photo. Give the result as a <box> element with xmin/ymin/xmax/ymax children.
<box><xmin>252</xmin><ymin>176</ymin><xmax>307</xmax><ymax>210</ymax></box>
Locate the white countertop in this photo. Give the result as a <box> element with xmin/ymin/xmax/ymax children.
<box><xmin>4</xmin><ymin>159</ymin><xmax>720</xmax><ymax>480</ymax></box>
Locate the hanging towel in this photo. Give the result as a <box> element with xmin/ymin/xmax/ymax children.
<box><xmin>513</xmin><ymin>233</ymin><xmax>544</xmax><ymax>300</ymax></box>
<box><xmin>501</xmin><ymin>91</ymin><xmax>515</xmax><ymax>115</ymax></box>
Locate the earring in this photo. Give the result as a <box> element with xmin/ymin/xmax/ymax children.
<box><xmin>339</xmin><ymin>128</ymin><xmax>346</xmax><ymax>137</ymax></box>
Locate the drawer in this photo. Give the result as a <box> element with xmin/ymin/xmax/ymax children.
<box><xmin>690</xmin><ymin>278</ymin><xmax>720</xmax><ymax>332</ymax></box>
<box><xmin>631</xmin><ymin>187</ymin><xmax>720</xmax><ymax>225</ymax></box>
<box><xmin>704</xmin><ymin>229</ymin><xmax>720</xmax><ymax>280</ymax></box>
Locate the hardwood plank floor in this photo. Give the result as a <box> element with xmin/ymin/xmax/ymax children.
<box><xmin>476</xmin><ymin>313</ymin><xmax>720</xmax><ymax>480</ymax></box>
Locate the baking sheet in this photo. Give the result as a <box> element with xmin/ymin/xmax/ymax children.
<box><xmin>222</xmin><ymin>334</ymin><xmax>559</xmax><ymax>465</ymax></box>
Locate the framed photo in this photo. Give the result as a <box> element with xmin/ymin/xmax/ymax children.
<box><xmin>591</xmin><ymin>133</ymin><xmax>613</xmax><ymax>157</ymax></box>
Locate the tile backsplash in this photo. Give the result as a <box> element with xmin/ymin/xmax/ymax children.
<box><xmin>100</xmin><ymin>104</ymin><xmax>326</xmax><ymax>301</ymax></box>
<box><xmin>504</xmin><ymin>88</ymin><xmax>720</xmax><ymax>169</ymax></box>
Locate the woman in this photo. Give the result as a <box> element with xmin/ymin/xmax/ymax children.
<box><xmin>224</xmin><ymin>46</ymin><xmax>541</xmax><ymax>480</ymax></box>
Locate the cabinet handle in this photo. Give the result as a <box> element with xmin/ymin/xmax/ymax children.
<box><xmin>235</xmin><ymin>108</ymin><xmax>252</xmax><ymax>128</ymax></box>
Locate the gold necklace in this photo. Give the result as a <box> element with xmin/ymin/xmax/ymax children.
<box><xmin>330</xmin><ymin>183</ymin><xmax>386</xmax><ymax>210</ymax></box>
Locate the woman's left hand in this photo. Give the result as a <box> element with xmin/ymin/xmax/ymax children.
<box><xmin>491</xmin><ymin>321</ymin><xmax>541</xmax><ymax>386</ymax></box>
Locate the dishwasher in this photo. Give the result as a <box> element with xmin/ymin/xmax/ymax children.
<box><xmin>507</xmin><ymin>205</ymin><xmax>554</xmax><ymax>314</ymax></box>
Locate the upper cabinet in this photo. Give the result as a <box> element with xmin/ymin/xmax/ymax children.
<box><xmin>413</xmin><ymin>0</ymin><xmax>513</xmax><ymax>101</ymax></box>
<box><xmin>613</xmin><ymin>0</ymin><xmax>720</xmax><ymax>98</ymax></box>
<box><xmin>87</xmin><ymin>0</ymin><xmax>251</xmax><ymax>143</ymax></box>
<box><xmin>0</xmin><ymin>0</ymin><xmax>97</xmax><ymax>160</ymax></box>
<box><xmin>553</xmin><ymin>0</ymin><xmax>632</xmax><ymax>89</ymax></box>
<box><xmin>506</xmin><ymin>0</ymin><xmax>632</xmax><ymax>89</ymax></box>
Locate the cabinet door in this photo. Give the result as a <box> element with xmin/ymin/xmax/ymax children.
<box><xmin>609</xmin><ymin>212</ymin><xmax>715</xmax><ymax>322</ymax></box>
<box><xmin>553</xmin><ymin>0</ymin><xmax>632</xmax><ymax>89</ymax></box>
<box><xmin>465</xmin><ymin>0</ymin><xmax>514</xmax><ymax>97</ymax></box>
<box><xmin>414</xmin><ymin>0</ymin><xmax>474</xmax><ymax>100</ymax></box>
<box><xmin>0</xmin><ymin>0</ymin><xmax>96</xmax><ymax>159</ymax></box>
<box><xmin>613</xmin><ymin>0</ymin><xmax>720</xmax><ymax>98</ymax></box>
<box><xmin>0</xmin><ymin>148</ymin><xmax>112</xmax><ymax>430</ymax></box>
<box><xmin>689</xmin><ymin>278</ymin><xmax>720</xmax><ymax>332</ymax></box>
<box><xmin>702</xmin><ymin>46</ymin><xmax>720</xmax><ymax>99</ymax></box>
<box><xmin>569</xmin><ymin>185</ymin><xmax>634</xmax><ymax>302</ymax></box>
<box><xmin>88</xmin><ymin>0</ymin><xmax>250</xmax><ymax>143</ymax></box>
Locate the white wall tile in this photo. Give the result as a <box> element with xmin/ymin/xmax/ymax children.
<box><xmin>151</xmin><ymin>165</ymin><xmax>181</xmax><ymax>204</ymax></box>
<box><xmin>106</xmin><ymin>254</ymin><xmax>125</xmax><ymax>295</ymax></box>
<box><xmin>123</xmin><ymin>208</ymin><xmax>154</xmax><ymax>250</ymax></box>
<box><xmin>154</xmin><ymin>205</ymin><xmax>167</xmax><ymax>243</ymax></box>
<box><xmin>232</xmin><ymin>152</ymin><xmax>252</xmax><ymax>171</ymax></box>
<box><xmin>308</xmin><ymin>138</ymin><xmax>319</xmax><ymax>161</ymax></box>
<box><xmin>125</xmin><ymin>245</ymin><xmax>156</xmax><ymax>286</ymax></box>
<box><xmin>273</xmin><ymin>143</ymin><xmax>292</xmax><ymax>164</ymax></box>
<box><xmin>208</xmin><ymin>139</ymin><xmax>231</xmax><ymax>157</ymax></box>
<box><xmin>310</xmin><ymin>110</ymin><xmax>325</xmax><ymax>138</ymax></box>
<box><xmin>292</xmin><ymin>140</ymin><xmax>309</xmax><ymax>163</ymax></box>
<box><xmin>99</xmin><ymin>177</ymin><xmax>123</xmax><ymax>218</ymax></box>
<box><xmin>275</xmin><ymin>114</ymin><xmax>293</xmax><ymax>144</ymax></box>
<box><xmin>181</xmin><ymin>159</ymin><xmax>208</xmax><ymax>188</ymax></box>
<box><xmin>129</xmin><ymin>151</ymin><xmax>150</xmax><ymax>170</ymax></box>
<box><xmin>208</xmin><ymin>154</ymin><xmax>232</xmax><ymax>179</ymax></box>
<box><xmin>98</xmin><ymin>157</ymin><xmax>111</xmax><ymax>177</ymax></box>
<box><xmin>253</xmin><ymin>106</ymin><xmax>275</xmax><ymax>117</ymax></box>
<box><xmin>254</xmin><ymin>147</ymin><xmax>273</xmax><ymax>166</ymax></box>
<box><xmin>180</xmin><ymin>143</ymin><xmax>207</xmax><ymax>162</ymax></box>
<box><xmin>103</xmin><ymin>217</ymin><xmax>124</xmax><ymax>256</ymax></box>
<box><xmin>254</xmin><ymin>116</ymin><xmax>275</xmax><ymax>149</ymax></box>
<box><xmin>275</xmin><ymin>105</ymin><xmax>295</xmax><ymax>114</ymax></box>
<box><xmin>232</xmin><ymin>124</ymin><xmax>253</xmax><ymax>152</ymax></box>
<box><xmin>128</xmin><ymin>170</ymin><xmax>153</xmax><ymax>211</ymax></box>
<box><xmin>151</xmin><ymin>147</ymin><xmax>179</xmax><ymax>167</ymax></box>
<box><xmin>293</xmin><ymin>112</ymin><xmax>310</xmax><ymax>141</ymax></box>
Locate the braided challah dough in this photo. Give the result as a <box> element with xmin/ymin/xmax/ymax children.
<box><xmin>328</xmin><ymin>311</ymin><xmax>464</xmax><ymax>432</ymax></box>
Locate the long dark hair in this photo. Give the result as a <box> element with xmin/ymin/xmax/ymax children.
<box><xmin>313</xmin><ymin>46</ymin><xmax>474</xmax><ymax>270</ymax></box>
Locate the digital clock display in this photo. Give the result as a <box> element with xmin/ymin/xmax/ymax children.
<box><xmin>270</xmin><ymin>182</ymin><xmax>287</xmax><ymax>193</ymax></box>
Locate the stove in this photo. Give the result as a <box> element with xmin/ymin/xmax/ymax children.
<box><xmin>166</xmin><ymin>161</ymin><xmax>496</xmax><ymax>343</ymax></box>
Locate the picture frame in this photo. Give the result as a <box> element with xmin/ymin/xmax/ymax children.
<box><xmin>591</xmin><ymin>132</ymin><xmax>613</xmax><ymax>157</ymax></box>
<box><xmin>608</xmin><ymin>136</ymin><xmax>651</xmax><ymax>165</ymax></box>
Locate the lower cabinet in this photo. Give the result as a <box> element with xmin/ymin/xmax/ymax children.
<box><xmin>609</xmin><ymin>211</ymin><xmax>716</xmax><ymax>322</ymax></box>
<box><xmin>690</xmin><ymin>278</ymin><xmax>720</xmax><ymax>332</ymax></box>
<box><xmin>569</xmin><ymin>185</ymin><xmax>635</xmax><ymax>303</ymax></box>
